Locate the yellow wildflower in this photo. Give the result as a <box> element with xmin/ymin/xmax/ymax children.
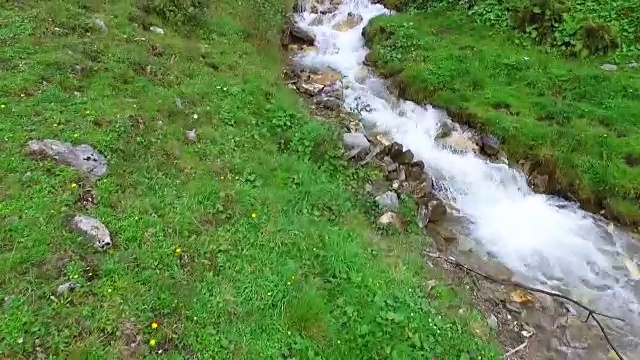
<box><xmin>71</xmin><ymin>183</ymin><xmax>77</xmax><ymax>188</ymax></box>
<box><xmin>0</xmin><ymin>104</ymin><xmax>5</xmax><ymax>108</ymax></box>
<box><xmin>175</xmin><ymin>247</ymin><xmax>182</xmax><ymax>255</ymax></box>
<box><xmin>151</xmin><ymin>322</ymin><xmax>158</xmax><ymax>329</ymax></box>
<box><xmin>251</xmin><ymin>213</ymin><xmax>257</xmax><ymax>218</ymax></box>
<box><xmin>149</xmin><ymin>339</ymin><xmax>156</xmax><ymax>346</ymax></box>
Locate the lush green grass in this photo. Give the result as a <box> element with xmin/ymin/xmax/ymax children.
<box><xmin>0</xmin><ymin>0</ymin><xmax>500</xmax><ymax>358</ymax></box>
<box><xmin>364</xmin><ymin>10</ymin><xmax>640</xmax><ymax>225</ymax></box>
<box><xmin>386</xmin><ymin>0</ymin><xmax>640</xmax><ymax>59</ymax></box>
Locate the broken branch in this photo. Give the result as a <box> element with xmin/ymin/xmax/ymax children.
<box><xmin>426</xmin><ymin>252</ymin><xmax>626</xmax><ymax>360</ymax></box>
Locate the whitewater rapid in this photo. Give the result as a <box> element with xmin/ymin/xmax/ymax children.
<box><xmin>292</xmin><ymin>0</ymin><xmax>640</xmax><ymax>352</ymax></box>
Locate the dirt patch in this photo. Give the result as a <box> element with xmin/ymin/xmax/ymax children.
<box><xmin>120</xmin><ymin>321</ymin><xmax>146</xmax><ymax>359</ymax></box>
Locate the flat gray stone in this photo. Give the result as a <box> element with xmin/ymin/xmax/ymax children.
<box><xmin>601</xmin><ymin>63</ymin><xmax>617</xmax><ymax>71</ymax></box>
<box><xmin>70</xmin><ymin>215</ymin><xmax>112</xmax><ymax>251</ymax></box>
<box><xmin>26</xmin><ymin>139</ymin><xmax>108</xmax><ymax>180</ymax></box>
<box><xmin>375</xmin><ymin>190</ymin><xmax>399</xmax><ymax>210</ymax></box>
<box><xmin>342</xmin><ymin>132</ymin><xmax>370</xmax><ymax>150</ymax></box>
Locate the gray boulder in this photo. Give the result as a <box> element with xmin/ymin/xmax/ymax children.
<box><xmin>26</xmin><ymin>139</ymin><xmax>108</xmax><ymax>180</ymax></box>
<box><xmin>70</xmin><ymin>215</ymin><xmax>112</xmax><ymax>251</ymax></box>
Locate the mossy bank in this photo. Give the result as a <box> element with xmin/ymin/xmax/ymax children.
<box><xmin>363</xmin><ymin>9</ymin><xmax>640</xmax><ymax>227</ymax></box>
<box><xmin>0</xmin><ymin>0</ymin><xmax>500</xmax><ymax>358</ymax></box>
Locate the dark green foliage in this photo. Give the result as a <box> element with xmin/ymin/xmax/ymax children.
<box><xmin>396</xmin><ymin>0</ymin><xmax>639</xmax><ymax>58</ymax></box>
<box><xmin>576</xmin><ymin>21</ymin><xmax>620</xmax><ymax>58</ymax></box>
<box><xmin>512</xmin><ymin>0</ymin><xmax>568</xmax><ymax>46</ymax></box>
<box><xmin>136</xmin><ymin>0</ymin><xmax>210</xmax><ymax>31</ymax></box>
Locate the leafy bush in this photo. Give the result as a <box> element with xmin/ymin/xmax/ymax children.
<box><xmin>512</xmin><ymin>0</ymin><xmax>568</xmax><ymax>46</ymax></box>
<box><xmin>575</xmin><ymin>21</ymin><xmax>620</xmax><ymax>58</ymax></box>
<box><xmin>399</xmin><ymin>0</ymin><xmax>640</xmax><ymax>58</ymax></box>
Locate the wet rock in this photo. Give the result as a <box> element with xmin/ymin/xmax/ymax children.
<box><xmin>427</xmin><ymin>199</ymin><xmax>447</xmax><ymax>222</ymax></box>
<box><xmin>375</xmin><ymin>191</ymin><xmax>399</xmax><ymax>210</ymax></box>
<box><xmin>149</xmin><ymin>26</ymin><xmax>165</xmax><ymax>35</ymax></box>
<box><xmin>298</xmin><ymin>81</ymin><xmax>324</xmax><ymax>96</ymax></box>
<box><xmin>436</xmin><ymin>119</ymin><xmax>455</xmax><ymax>139</ymax></box>
<box><xmin>363</xmin><ymin>52</ymin><xmax>375</xmax><ymax>67</ymax></box>
<box><xmin>353</xmin><ymin>67</ymin><xmax>369</xmax><ymax>84</ymax></box>
<box><xmin>291</xmin><ymin>24</ymin><xmax>316</xmax><ymax>44</ymax></box>
<box><xmin>411</xmin><ymin>160</ymin><xmax>425</xmax><ymax>171</ymax></box>
<box><xmin>57</xmin><ymin>281</ymin><xmax>79</xmax><ymax>294</ymax></box>
<box><xmin>412</xmin><ymin>180</ymin><xmax>433</xmax><ymax>198</ymax></box>
<box><xmin>601</xmin><ymin>63</ymin><xmax>618</xmax><ymax>71</ymax></box>
<box><xmin>70</xmin><ymin>215</ymin><xmax>112</xmax><ymax>251</ymax></box>
<box><xmin>378</xmin><ymin>212</ymin><xmax>404</xmax><ymax>229</ymax></box>
<box><xmin>94</xmin><ymin>18</ymin><xmax>108</xmax><ymax>34</ymax></box>
<box><xmin>382</xmin><ymin>156</ymin><xmax>397</xmax><ymax>173</ymax></box>
<box><xmin>395</xmin><ymin>150</ymin><xmax>414</xmax><ymax>165</ymax></box>
<box><xmin>479</xmin><ymin>133</ymin><xmax>500</xmax><ymax>156</ymax></box>
<box><xmin>417</xmin><ymin>198</ymin><xmax>447</xmax><ymax>227</ymax></box>
<box><xmin>342</xmin><ymin>132</ymin><xmax>370</xmax><ymax>151</ymax></box>
<box><xmin>406</xmin><ymin>165</ymin><xmax>425</xmax><ymax>182</ymax></box>
<box><xmin>396</xmin><ymin>166</ymin><xmax>406</xmax><ymax>182</ymax></box>
<box><xmin>386</xmin><ymin>141</ymin><xmax>404</xmax><ymax>159</ymax></box>
<box><xmin>440</xmin><ymin>131</ymin><xmax>479</xmax><ymax>153</ymax></box>
<box><xmin>282</xmin><ymin>16</ymin><xmax>316</xmax><ymax>46</ymax></box>
<box><xmin>26</xmin><ymin>139</ymin><xmax>108</xmax><ymax>180</ymax></box>
<box><xmin>309</xmin><ymin>69</ymin><xmax>341</xmax><ymax>87</ymax></box>
<box><xmin>333</xmin><ymin>12</ymin><xmax>363</xmax><ymax>31</ymax></box>
<box><xmin>319</xmin><ymin>5</ymin><xmax>338</xmax><ymax>14</ymax></box>
<box><xmin>530</xmin><ymin>171</ymin><xmax>549</xmax><ymax>193</ymax></box>
<box><xmin>315</xmin><ymin>97</ymin><xmax>342</xmax><ymax>110</ymax></box>
<box><xmin>185</xmin><ymin>129</ymin><xmax>197</xmax><ymax>142</ymax></box>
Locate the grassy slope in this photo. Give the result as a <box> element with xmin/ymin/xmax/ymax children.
<box><xmin>364</xmin><ymin>10</ymin><xmax>640</xmax><ymax>225</ymax></box>
<box><xmin>0</xmin><ymin>0</ymin><xmax>499</xmax><ymax>358</ymax></box>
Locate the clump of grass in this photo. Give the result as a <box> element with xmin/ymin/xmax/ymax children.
<box><xmin>575</xmin><ymin>21</ymin><xmax>620</xmax><ymax>58</ymax></box>
<box><xmin>364</xmin><ymin>10</ymin><xmax>640</xmax><ymax>225</ymax></box>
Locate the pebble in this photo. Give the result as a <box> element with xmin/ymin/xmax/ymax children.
<box><xmin>149</xmin><ymin>26</ymin><xmax>165</xmax><ymax>35</ymax></box>
<box><xmin>94</xmin><ymin>19</ymin><xmax>108</xmax><ymax>34</ymax></box>
<box><xmin>487</xmin><ymin>313</ymin><xmax>498</xmax><ymax>329</ymax></box>
<box><xmin>57</xmin><ymin>281</ymin><xmax>79</xmax><ymax>294</ymax></box>
<box><xmin>185</xmin><ymin>129</ymin><xmax>197</xmax><ymax>142</ymax></box>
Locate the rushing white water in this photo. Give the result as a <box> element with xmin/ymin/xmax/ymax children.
<box><xmin>292</xmin><ymin>0</ymin><xmax>640</xmax><ymax>352</ymax></box>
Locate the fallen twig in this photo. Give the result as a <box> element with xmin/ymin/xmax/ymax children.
<box><xmin>426</xmin><ymin>252</ymin><xmax>626</xmax><ymax>360</ymax></box>
<box><xmin>503</xmin><ymin>339</ymin><xmax>528</xmax><ymax>359</ymax></box>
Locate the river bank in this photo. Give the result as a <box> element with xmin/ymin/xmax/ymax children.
<box><xmin>362</xmin><ymin>8</ymin><xmax>640</xmax><ymax>228</ymax></box>
<box><xmin>287</xmin><ymin>0</ymin><xmax>640</xmax><ymax>357</ymax></box>
<box><xmin>0</xmin><ymin>0</ymin><xmax>501</xmax><ymax>358</ymax></box>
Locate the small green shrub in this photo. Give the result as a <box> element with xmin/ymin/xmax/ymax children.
<box><xmin>512</xmin><ymin>0</ymin><xmax>569</xmax><ymax>46</ymax></box>
<box><xmin>575</xmin><ymin>21</ymin><xmax>620</xmax><ymax>58</ymax></box>
<box><xmin>136</xmin><ymin>0</ymin><xmax>210</xmax><ymax>31</ymax></box>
